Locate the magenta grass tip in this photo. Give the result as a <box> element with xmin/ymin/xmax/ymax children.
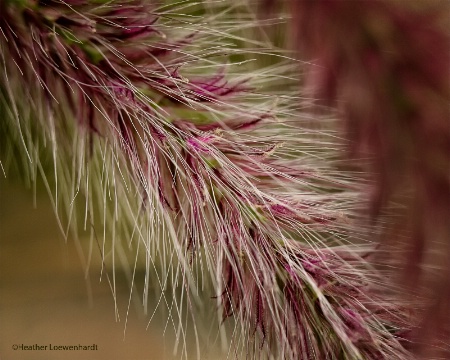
<box><xmin>0</xmin><ymin>0</ymin><xmax>432</xmax><ymax>358</ymax></box>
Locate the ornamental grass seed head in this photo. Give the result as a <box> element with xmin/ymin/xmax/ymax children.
<box><xmin>0</xmin><ymin>0</ymin><xmax>429</xmax><ymax>359</ymax></box>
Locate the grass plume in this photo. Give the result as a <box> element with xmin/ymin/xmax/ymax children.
<box><xmin>0</xmin><ymin>0</ymin><xmax>427</xmax><ymax>358</ymax></box>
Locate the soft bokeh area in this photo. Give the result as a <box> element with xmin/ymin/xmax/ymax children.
<box><xmin>0</xmin><ymin>177</ymin><xmax>226</xmax><ymax>360</ymax></box>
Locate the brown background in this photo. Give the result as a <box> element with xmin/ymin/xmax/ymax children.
<box><xmin>0</xmin><ymin>177</ymin><xmax>226</xmax><ymax>360</ymax></box>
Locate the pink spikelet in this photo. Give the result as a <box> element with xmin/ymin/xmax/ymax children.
<box><xmin>1</xmin><ymin>0</ymin><xmax>415</xmax><ymax>358</ymax></box>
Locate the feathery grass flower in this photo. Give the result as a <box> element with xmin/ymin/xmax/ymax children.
<box><xmin>1</xmin><ymin>0</ymin><xmax>415</xmax><ymax>358</ymax></box>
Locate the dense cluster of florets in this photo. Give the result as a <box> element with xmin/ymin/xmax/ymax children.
<box><xmin>0</xmin><ymin>1</ymin><xmax>427</xmax><ymax>359</ymax></box>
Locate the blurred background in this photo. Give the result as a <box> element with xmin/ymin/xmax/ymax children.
<box><xmin>0</xmin><ymin>176</ymin><xmax>226</xmax><ymax>360</ymax></box>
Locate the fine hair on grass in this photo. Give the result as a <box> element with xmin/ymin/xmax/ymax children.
<box><xmin>3</xmin><ymin>0</ymin><xmax>446</xmax><ymax>359</ymax></box>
